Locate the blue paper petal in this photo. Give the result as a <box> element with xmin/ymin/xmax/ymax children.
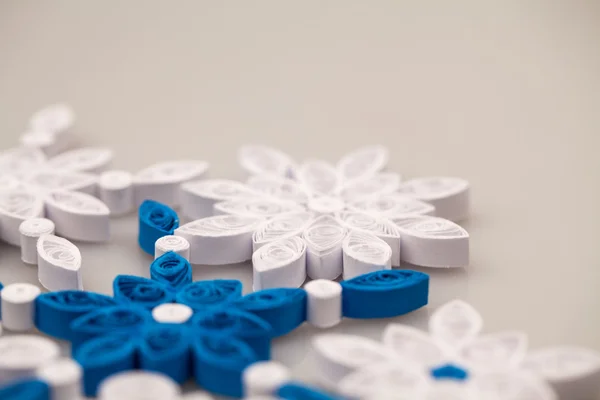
<box><xmin>0</xmin><ymin>379</ymin><xmax>50</xmax><ymax>400</ymax></box>
<box><xmin>278</xmin><ymin>383</ymin><xmax>342</xmax><ymax>400</ymax></box>
<box><xmin>35</xmin><ymin>290</ymin><xmax>118</xmax><ymax>341</ymax></box>
<box><xmin>189</xmin><ymin>308</ymin><xmax>272</xmax><ymax>360</ymax></box>
<box><xmin>150</xmin><ymin>252</ymin><xmax>192</xmax><ymax>290</ymax></box>
<box><xmin>139</xmin><ymin>324</ymin><xmax>192</xmax><ymax>384</ymax></box>
<box><xmin>233</xmin><ymin>288</ymin><xmax>307</xmax><ymax>337</ymax></box>
<box><xmin>192</xmin><ymin>334</ymin><xmax>258</xmax><ymax>398</ymax></box>
<box><xmin>74</xmin><ymin>334</ymin><xmax>137</xmax><ymax>398</ymax></box>
<box><xmin>113</xmin><ymin>275</ymin><xmax>175</xmax><ymax>309</ymax></box>
<box><xmin>138</xmin><ymin>200</ymin><xmax>179</xmax><ymax>255</ymax></box>
<box><xmin>176</xmin><ymin>280</ymin><xmax>242</xmax><ymax>312</ymax></box>
<box><xmin>341</xmin><ymin>269</ymin><xmax>429</xmax><ymax>319</ymax></box>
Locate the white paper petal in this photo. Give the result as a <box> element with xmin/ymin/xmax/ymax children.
<box><xmin>175</xmin><ymin>215</ymin><xmax>262</xmax><ymax>265</ymax></box>
<box><xmin>46</xmin><ymin>147</ymin><xmax>113</xmax><ymax>173</ymax></box>
<box><xmin>459</xmin><ymin>331</ymin><xmax>528</xmax><ymax>369</ymax></box>
<box><xmin>214</xmin><ymin>198</ymin><xmax>304</xmax><ymax>219</ymax></box>
<box><xmin>429</xmin><ymin>300</ymin><xmax>483</xmax><ymax>352</ymax></box>
<box><xmin>382</xmin><ymin>324</ymin><xmax>447</xmax><ymax>367</ymax></box>
<box><xmin>296</xmin><ymin>160</ymin><xmax>340</xmax><ymax>196</ymax></box>
<box><xmin>24</xmin><ymin>170</ymin><xmax>98</xmax><ymax>195</ymax></box>
<box><xmin>44</xmin><ymin>190</ymin><xmax>110</xmax><ymax>242</ymax></box>
<box><xmin>0</xmin><ymin>189</ymin><xmax>45</xmax><ymax>246</ymax></box>
<box><xmin>392</xmin><ymin>215</ymin><xmax>469</xmax><ymax>268</ymax></box>
<box><xmin>0</xmin><ymin>174</ymin><xmax>20</xmax><ymax>191</ymax></box>
<box><xmin>337</xmin><ymin>145</ymin><xmax>389</xmax><ymax>183</ymax></box>
<box><xmin>307</xmin><ymin>195</ymin><xmax>346</xmax><ymax>215</ymax></box>
<box><xmin>397</xmin><ymin>177</ymin><xmax>469</xmax><ymax>222</ymax></box>
<box><xmin>246</xmin><ymin>175</ymin><xmax>309</xmax><ymax>204</ymax></box>
<box><xmin>342</xmin><ymin>230</ymin><xmax>392</xmax><ymax>280</ymax></box>
<box><xmin>339</xmin><ymin>212</ymin><xmax>401</xmax><ymax>266</ymax></box>
<box><xmin>312</xmin><ymin>333</ymin><xmax>391</xmax><ymax>387</ymax></box>
<box><xmin>348</xmin><ymin>193</ymin><xmax>435</xmax><ymax>218</ymax></box>
<box><xmin>302</xmin><ymin>215</ymin><xmax>347</xmax><ymax>280</ymax></box>
<box><xmin>180</xmin><ymin>179</ymin><xmax>257</xmax><ymax>220</ymax></box>
<box><xmin>337</xmin><ymin>172</ymin><xmax>400</xmax><ymax>201</ymax></box>
<box><xmin>252</xmin><ymin>211</ymin><xmax>313</xmax><ymax>251</ymax></box>
<box><xmin>238</xmin><ymin>145</ymin><xmax>295</xmax><ymax>178</ymax></box>
<box><xmin>252</xmin><ymin>236</ymin><xmax>307</xmax><ymax>291</ymax></box>
<box><xmin>0</xmin><ymin>147</ymin><xmax>46</xmax><ymax>178</ymax></box>
<box><xmin>37</xmin><ymin>234</ymin><xmax>83</xmax><ymax>291</ymax></box>
<box><xmin>0</xmin><ymin>335</ymin><xmax>61</xmax><ymax>385</ymax></box>
<box><xmin>20</xmin><ymin>129</ymin><xmax>71</xmax><ymax>157</ymax></box>
<box><xmin>470</xmin><ymin>370</ymin><xmax>557</xmax><ymax>400</ymax></box>
<box><xmin>29</xmin><ymin>103</ymin><xmax>75</xmax><ymax>135</ymax></box>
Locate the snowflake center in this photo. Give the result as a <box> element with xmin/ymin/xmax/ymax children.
<box><xmin>430</xmin><ymin>363</ymin><xmax>469</xmax><ymax>382</ymax></box>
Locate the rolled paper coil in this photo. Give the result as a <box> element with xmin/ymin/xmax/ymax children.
<box><xmin>340</xmin><ymin>270</ymin><xmax>429</xmax><ymax>319</ymax></box>
<box><xmin>304</xmin><ymin>280</ymin><xmax>342</xmax><ymax>329</ymax></box>
<box><xmin>152</xmin><ymin>303</ymin><xmax>194</xmax><ymax>324</ymax></box>
<box><xmin>175</xmin><ymin>279</ymin><xmax>242</xmax><ymax>313</ymax></box>
<box><xmin>0</xmin><ymin>335</ymin><xmax>60</xmax><ymax>385</ymax></box>
<box><xmin>35</xmin><ymin>290</ymin><xmax>117</xmax><ymax>341</ymax></box>
<box><xmin>277</xmin><ymin>383</ymin><xmax>341</xmax><ymax>400</ymax></box>
<box><xmin>233</xmin><ymin>288</ymin><xmax>307</xmax><ymax>337</ymax></box>
<box><xmin>113</xmin><ymin>275</ymin><xmax>175</xmax><ymax>310</ymax></box>
<box><xmin>342</xmin><ymin>230</ymin><xmax>392</xmax><ymax>280</ymax></box>
<box><xmin>19</xmin><ymin>218</ymin><xmax>55</xmax><ymax>265</ymax></box>
<box><xmin>139</xmin><ymin>324</ymin><xmax>192</xmax><ymax>384</ymax></box>
<box><xmin>98</xmin><ymin>371</ymin><xmax>181</xmax><ymax>400</ymax></box>
<box><xmin>154</xmin><ymin>235</ymin><xmax>190</xmax><ymax>261</ymax></box>
<box><xmin>74</xmin><ymin>335</ymin><xmax>138</xmax><ymax>398</ymax></box>
<box><xmin>302</xmin><ymin>215</ymin><xmax>346</xmax><ymax>281</ymax></box>
<box><xmin>252</xmin><ymin>211</ymin><xmax>313</xmax><ymax>252</ymax></box>
<box><xmin>1</xmin><ymin>283</ymin><xmax>41</xmax><ymax>332</ymax></box>
<box><xmin>0</xmin><ymin>379</ymin><xmax>50</xmax><ymax>400</ymax></box>
<box><xmin>190</xmin><ymin>308</ymin><xmax>272</xmax><ymax>361</ymax></box>
<box><xmin>0</xmin><ymin>188</ymin><xmax>45</xmax><ymax>246</ymax></box>
<box><xmin>192</xmin><ymin>334</ymin><xmax>260</xmax><ymax>398</ymax></box>
<box><xmin>98</xmin><ymin>170</ymin><xmax>134</xmax><ymax>216</ymax></box>
<box><xmin>37</xmin><ymin>234</ymin><xmax>83</xmax><ymax>291</ymax></box>
<box><xmin>138</xmin><ymin>200</ymin><xmax>179</xmax><ymax>255</ymax></box>
<box><xmin>243</xmin><ymin>361</ymin><xmax>291</xmax><ymax>397</ymax></box>
<box><xmin>252</xmin><ymin>236</ymin><xmax>307</xmax><ymax>291</ymax></box>
<box><xmin>36</xmin><ymin>358</ymin><xmax>83</xmax><ymax>400</ymax></box>
<box><xmin>150</xmin><ymin>252</ymin><xmax>192</xmax><ymax>290</ymax></box>
<box><xmin>336</xmin><ymin>145</ymin><xmax>389</xmax><ymax>183</ymax></box>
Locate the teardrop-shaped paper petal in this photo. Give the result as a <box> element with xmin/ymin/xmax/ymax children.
<box><xmin>337</xmin><ymin>172</ymin><xmax>400</xmax><ymax>201</ymax></box>
<box><xmin>150</xmin><ymin>252</ymin><xmax>193</xmax><ymax>290</ymax></box>
<box><xmin>180</xmin><ymin>179</ymin><xmax>258</xmax><ymax>220</ymax></box>
<box><xmin>174</xmin><ymin>215</ymin><xmax>261</xmax><ymax>265</ymax></box>
<box><xmin>296</xmin><ymin>160</ymin><xmax>340</xmax><ymax>196</ymax></box>
<box><xmin>37</xmin><ymin>234</ymin><xmax>83</xmax><ymax>290</ymax></box>
<box><xmin>342</xmin><ymin>230</ymin><xmax>392</xmax><ymax>280</ymax></box>
<box><xmin>175</xmin><ymin>279</ymin><xmax>243</xmax><ymax>312</ymax></box>
<box><xmin>138</xmin><ymin>200</ymin><xmax>179</xmax><ymax>255</ymax></box>
<box><xmin>307</xmin><ymin>195</ymin><xmax>347</xmax><ymax>215</ymax></box>
<box><xmin>397</xmin><ymin>177</ymin><xmax>470</xmax><ymax>221</ymax></box>
<box><xmin>238</xmin><ymin>145</ymin><xmax>295</xmax><ymax>178</ymax></box>
<box><xmin>0</xmin><ymin>147</ymin><xmax>46</xmax><ymax>177</ymax></box>
<box><xmin>469</xmin><ymin>370</ymin><xmax>557</xmax><ymax>400</ymax></box>
<box><xmin>29</xmin><ymin>103</ymin><xmax>75</xmax><ymax>134</ymax></box>
<box><xmin>46</xmin><ymin>147</ymin><xmax>114</xmax><ymax>173</ymax></box>
<box><xmin>214</xmin><ymin>198</ymin><xmax>305</xmax><ymax>218</ymax></box>
<box><xmin>113</xmin><ymin>275</ymin><xmax>175</xmax><ymax>309</ymax></box>
<box><xmin>233</xmin><ymin>288</ymin><xmax>307</xmax><ymax>337</ymax></box>
<box><xmin>252</xmin><ymin>211</ymin><xmax>313</xmax><ymax>251</ymax></box>
<box><xmin>35</xmin><ymin>290</ymin><xmax>118</xmax><ymax>341</ymax></box>
<box><xmin>0</xmin><ymin>335</ymin><xmax>60</xmax><ymax>386</ymax></box>
<box><xmin>0</xmin><ymin>188</ymin><xmax>45</xmax><ymax>246</ymax></box>
<box><xmin>312</xmin><ymin>333</ymin><xmax>391</xmax><ymax>386</ymax></box>
<box><xmin>348</xmin><ymin>193</ymin><xmax>435</xmax><ymax>218</ymax></box>
<box><xmin>247</xmin><ymin>176</ymin><xmax>309</xmax><ymax>204</ymax></box>
<box><xmin>20</xmin><ymin>128</ymin><xmax>71</xmax><ymax>157</ymax></box>
<box><xmin>459</xmin><ymin>331</ymin><xmax>528</xmax><ymax>369</ymax></box>
<box><xmin>139</xmin><ymin>324</ymin><xmax>192</xmax><ymax>384</ymax></box>
<box><xmin>382</xmin><ymin>324</ymin><xmax>445</xmax><ymax>367</ymax></box>
<box><xmin>302</xmin><ymin>215</ymin><xmax>347</xmax><ymax>280</ymax></box>
<box><xmin>24</xmin><ymin>170</ymin><xmax>98</xmax><ymax>195</ymax></box>
<box><xmin>45</xmin><ymin>190</ymin><xmax>110</xmax><ymax>242</ymax></box>
<box><xmin>252</xmin><ymin>236</ymin><xmax>307</xmax><ymax>291</ymax></box>
<box><xmin>429</xmin><ymin>300</ymin><xmax>483</xmax><ymax>352</ymax></box>
<box><xmin>277</xmin><ymin>383</ymin><xmax>340</xmax><ymax>400</ymax></box>
<box><xmin>0</xmin><ymin>379</ymin><xmax>50</xmax><ymax>400</ymax></box>
<box><xmin>337</xmin><ymin>145</ymin><xmax>388</xmax><ymax>183</ymax></box>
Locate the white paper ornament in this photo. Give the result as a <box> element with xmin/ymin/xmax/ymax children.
<box><xmin>0</xmin><ymin>283</ymin><xmax>41</xmax><ymax>332</ymax></box>
<box><xmin>19</xmin><ymin>217</ymin><xmax>55</xmax><ymax>265</ymax></box>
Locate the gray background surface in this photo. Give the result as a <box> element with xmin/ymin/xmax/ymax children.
<box><xmin>1</xmin><ymin>1</ymin><xmax>600</xmax><ymax>398</ymax></box>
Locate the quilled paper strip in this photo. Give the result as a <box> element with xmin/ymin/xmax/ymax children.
<box><xmin>175</xmin><ymin>215</ymin><xmax>261</xmax><ymax>265</ymax></box>
<box><xmin>0</xmin><ymin>147</ymin><xmax>46</xmax><ymax>178</ymax></box>
<box><xmin>152</xmin><ymin>303</ymin><xmax>194</xmax><ymax>324</ymax></box>
<box><xmin>0</xmin><ymin>379</ymin><xmax>50</xmax><ymax>400</ymax></box>
<box><xmin>150</xmin><ymin>252</ymin><xmax>193</xmax><ymax>290</ymax></box>
<box><xmin>336</xmin><ymin>145</ymin><xmax>389</xmax><ymax>183</ymax></box>
<box><xmin>138</xmin><ymin>200</ymin><xmax>179</xmax><ymax>255</ymax></box>
<box><xmin>397</xmin><ymin>177</ymin><xmax>470</xmax><ymax>222</ymax></box>
<box><xmin>180</xmin><ymin>179</ymin><xmax>257</xmax><ymax>220</ymax></box>
<box><xmin>37</xmin><ymin>234</ymin><xmax>83</xmax><ymax>291</ymax></box>
<box><xmin>0</xmin><ymin>173</ymin><xmax>20</xmax><ymax>191</ymax></box>
<box><xmin>46</xmin><ymin>147</ymin><xmax>113</xmax><ymax>173</ymax></box>
<box><xmin>347</xmin><ymin>192</ymin><xmax>435</xmax><ymax>219</ymax></box>
<box><xmin>24</xmin><ymin>170</ymin><xmax>98</xmax><ymax>195</ymax></box>
<box><xmin>175</xmin><ymin>279</ymin><xmax>242</xmax><ymax>312</ymax></box>
<box><xmin>252</xmin><ymin>236</ymin><xmax>307</xmax><ymax>291</ymax></box>
<box><xmin>36</xmin><ymin>358</ymin><xmax>83</xmax><ymax>400</ymax></box>
<box><xmin>340</xmin><ymin>270</ymin><xmax>429</xmax><ymax>319</ymax></box>
<box><xmin>0</xmin><ymin>335</ymin><xmax>60</xmax><ymax>385</ymax></box>
<box><xmin>214</xmin><ymin>198</ymin><xmax>305</xmax><ymax>219</ymax></box>
<box><xmin>302</xmin><ymin>215</ymin><xmax>346</xmax><ymax>280</ymax></box>
<box><xmin>139</xmin><ymin>324</ymin><xmax>191</xmax><ymax>384</ymax></box>
<box><xmin>307</xmin><ymin>196</ymin><xmax>346</xmax><ymax>215</ymax></box>
<box><xmin>246</xmin><ymin>176</ymin><xmax>309</xmax><ymax>204</ymax></box>
<box><xmin>238</xmin><ymin>145</ymin><xmax>295</xmax><ymax>178</ymax></box>
<box><xmin>21</xmin><ymin>128</ymin><xmax>70</xmax><ymax>157</ymax></box>
<box><xmin>0</xmin><ymin>283</ymin><xmax>41</xmax><ymax>331</ymax></box>
<box><xmin>0</xmin><ymin>188</ymin><xmax>45</xmax><ymax>246</ymax></box>
<box><xmin>243</xmin><ymin>361</ymin><xmax>291</xmax><ymax>397</ymax></box>
<box><xmin>98</xmin><ymin>371</ymin><xmax>181</xmax><ymax>400</ymax></box>
<box><xmin>277</xmin><ymin>383</ymin><xmax>342</xmax><ymax>400</ymax></box>
<box><xmin>304</xmin><ymin>280</ymin><xmax>342</xmax><ymax>329</ymax></box>
<box><xmin>98</xmin><ymin>170</ymin><xmax>134</xmax><ymax>216</ymax></box>
<box><xmin>19</xmin><ymin>217</ymin><xmax>55</xmax><ymax>265</ymax></box>
<box><xmin>336</xmin><ymin>172</ymin><xmax>400</xmax><ymax>201</ymax></box>
<box><xmin>29</xmin><ymin>103</ymin><xmax>74</xmax><ymax>135</ymax></box>
<box><xmin>113</xmin><ymin>275</ymin><xmax>175</xmax><ymax>309</ymax></box>
<box><xmin>252</xmin><ymin>211</ymin><xmax>313</xmax><ymax>251</ymax></box>
<box><xmin>154</xmin><ymin>235</ymin><xmax>191</xmax><ymax>260</ymax></box>
<box><xmin>342</xmin><ymin>230</ymin><xmax>392</xmax><ymax>280</ymax></box>
<box><xmin>296</xmin><ymin>160</ymin><xmax>339</xmax><ymax>196</ymax></box>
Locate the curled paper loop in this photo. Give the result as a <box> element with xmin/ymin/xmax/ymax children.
<box><xmin>44</xmin><ymin>190</ymin><xmax>111</xmax><ymax>242</ymax></box>
<box><xmin>392</xmin><ymin>216</ymin><xmax>469</xmax><ymax>268</ymax></box>
<box><xmin>337</xmin><ymin>172</ymin><xmax>400</xmax><ymax>201</ymax></box>
<box><xmin>252</xmin><ymin>236</ymin><xmax>307</xmax><ymax>291</ymax></box>
<box><xmin>397</xmin><ymin>177</ymin><xmax>470</xmax><ymax>222</ymax></box>
<box><xmin>154</xmin><ymin>235</ymin><xmax>190</xmax><ymax>260</ymax></box>
<box><xmin>470</xmin><ymin>370</ymin><xmax>557</xmax><ymax>400</ymax></box>
<box><xmin>302</xmin><ymin>215</ymin><xmax>346</xmax><ymax>280</ymax></box>
<box><xmin>238</xmin><ymin>145</ymin><xmax>295</xmax><ymax>178</ymax></box>
<box><xmin>190</xmin><ymin>308</ymin><xmax>272</xmax><ymax>360</ymax></box>
<box><xmin>304</xmin><ymin>280</ymin><xmax>343</xmax><ymax>329</ymax></box>
<box><xmin>336</xmin><ymin>145</ymin><xmax>389</xmax><ymax>183</ymax></box>
<box><xmin>1</xmin><ymin>283</ymin><xmax>41</xmax><ymax>332</ymax></box>
<box><xmin>307</xmin><ymin>196</ymin><xmax>346</xmax><ymax>215</ymax></box>
<box><xmin>113</xmin><ymin>275</ymin><xmax>175</xmax><ymax>309</ymax></box>
<box><xmin>243</xmin><ymin>361</ymin><xmax>291</xmax><ymax>397</ymax></box>
<box><xmin>46</xmin><ymin>147</ymin><xmax>114</xmax><ymax>173</ymax></box>
<box><xmin>25</xmin><ymin>170</ymin><xmax>98</xmax><ymax>195</ymax></box>
<box><xmin>459</xmin><ymin>331</ymin><xmax>528</xmax><ymax>370</ymax></box>
<box><xmin>98</xmin><ymin>371</ymin><xmax>182</xmax><ymax>400</ymax></box>
<box><xmin>138</xmin><ymin>200</ymin><xmax>179</xmax><ymax>255</ymax></box>
<box><xmin>29</xmin><ymin>103</ymin><xmax>74</xmax><ymax>135</ymax></box>
<box><xmin>192</xmin><ymin>334</ymin><xmax>259</xmax><ymax>398</ymax></box>
<box><xmin>139</xmin><ymin>324</ymin><xmax>192</xmax><ymax>384</ymax></box>
<box><xmin>150</xmin><ymin>252</ymin><xmax>192</xmax><ymax>290</ymax></box>
<box><xmin>35</xmin><ymin>290</ymin><xmax>117</xmax><ymax>341</ymax></box>
<box><xmin>180</xmin><ymin>179</ymin><xmax>258</xmax><ymax>220</ymax></box>
<box><xmin>296</xmin><ymin>160</ymin><xmax>339</xmax><ymax>196</ymax></box>
<box><xmin>234</xmin><ymin>288</ymin><xmax>307</xmax><ymax>337</ymax></box>
<box><xmin>339</xmin><ymin>212</ymin><xmax>401</xmax><ymax>267</ymax></box>
<box><xmin>429</xmin><ymin>300</ymin><xmax>483</xmax><ymax>350</ymax></box>
<box><xmin>37</xmin><ymin>234</ymin><xmax>83</xmax><ymax>291</ymax></box>
<box><xmin>348</xmin><ymin>193</ymin><xmax>435</xmax><ymax>219</ymax></box>
<box><xmin>176</xmin><ymin>279</ymin><xmax>242</xmax><ymax>312</ymax></box>
<box><xmin>277</xmin><ymin>383</ymin><xmax>341</xmax><ymax>400</ymax></box>
<box><xmin>381</xmin><ymin>324</ymin><xmax>446</xmax><ymax>368</ymax></box>
<box><xmin>341</xmin><ymin>270</ymin><xmax>429</xmax><ymax>319</ymax></box>
<box><xmin>36</xmin><ymin>358</ymin><xmax>83</xmax><ymax>400</ymax></box>
<box><xmin>98</xmin><ymin>170</ymin><xmax>134</xmax><ymax>216</ymax></box>
<box><xmin>214</xmin><ymin>198</ymin><xmax>305</xmax><ymax>219</ymax></box>
<box><xmin>0</xmin><ymin>335</ymin><xmax>60</xmax><ymax>385</ymax></box>
<box><xmin>74</xmin><ymin>334</ymin><xmax>138</xmax><ymax>398</ymax></box>
<box><xmin>175</xmin><ymin>215</ymin><xmax>261</xmax><ymax>265</ymax></box>
<box><xmin>19</xmin><ymin>217</ymin><xmax>55</xmax><ymax>265</ymax></box>
<box><xmin>0</xmin><ymin>147</ymin><xmax>46</xmax><ymax>178</ymax></box>
<box><xmin>152</xmin><ymin>303</ymin><xmax>194</xmax><ymax>324</ymax></box>
<box><xmin>0</xmin><ymin>188</ymin><xmax>45</xmax><ymax>246</ymax></box>
<box><xmin>252</xmin><ymin>211</ymin><xmax>313</xmax><ymax>251</ymax></box>
<box><xmin>21</xmin><ymin>128</ymin><xmax>71</xmax><ymax>157</ymax></box>
<box><xmin>246</xmin><ymin>176</ymin><xmax>309</xmax><ymax>204</ymax></box>
<box><xmin>342</xmin><ymin>230</ymin><xmax>392</xmax><ymax>280</ymax></box>
<box><xmin>0</xmin><ymin>379</ymin><xmax>50</xmax><ymax>400</ymax></box>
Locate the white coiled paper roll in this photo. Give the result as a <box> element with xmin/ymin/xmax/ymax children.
<box><xmin>36</xmin><ymin>358</ymin><xmax>83</xmax><ymax>400</ymax></box>
<box><xmin>152</xmin><ymin>303</ymin><xmax>194</xmax><ymax>324</ymax></box>
<box><xmin>342</xmin><ymin>230</ymin><xmax>392</xmax><ymax>280</ymax></box>
<box><xmin>98</xmin><ymin>371</ymin><xmax>181</xmax><ymax>400</ymax></box>
<box><xmin>243</xmin><ymin>361</ymin><xmax>291</xmax><ymax>397</ymax></box>
<box><xmin>19</xmin><ymin>217</ymin><xmax>55</xmax><ymax>265</ymax></box>
<box><xmin>180</xmin><ymin>179</ymin><xmax>257</xmax><ymax>220</ymax></box>
<box><xmin>0</xmin><ymin>188</ymin><xmax>45</xmax><ymax>246</ymax></box>
<box><xmin>252</xmin><ymin>236</ymin><xmax>307</xmax><ymax>291</ymax></box>
<box><xmin>302</xmin><ymin>215</ymin><xmax>346</xmax><ymax>280</ymax></box>
<box><xmin>397</xmin><ymin>177</ymin><xmax>470</xmax><ymax>222</ymax></box>
<box><xmin>0</xmin><ymin>335</ymin><xmax>60</xmax><ymax>385</ymax></box>
<box><xmin>37</xmin><ymin>234</ymin><xmax>83</xmax><ymax>291</ymax></box>
<box><xmin>99</xmin><ymin>170</ymin><xmax>134</xmax><ymax>216</ymax></box>
<box><xmin>155</xmin><ymin>235</ymin><xmax>191</xmax><ymax>260</ymax></box>
<box><xmin>304</xmin><ymin>280</ymin><xmax>342</xmax><ymax>328</ymax></box>
<box><xmin>1</xmin><ymin>283</ymin><xmax>41</xmax><ymax>331</ymax></box>
<box><xmin>252</xmin><ymin>211</ymin><xmax>313</xmax><ymax>251</ymax></box>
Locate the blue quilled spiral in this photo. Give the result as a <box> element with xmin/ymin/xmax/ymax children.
<box><xmin>139</xmin><ymin>323</ymin><xmax>192</xmax><ymax>384</ymax></box>
<box><xmin>277</xmin><ymin>383</ymin><xmax>342</xmax><ymax>400</ymax></box>
<box><xmin>74</xmin><ymin>334</ymin><xmax>137</xmax><ymax>397</ymax></box>
<box><xmin>34</xmin><ymin>290</ymin><xmax>118</xmax><ymax>341</ymax></box>
<box><xmin>69</xmin><ymin>305</ymin><xmax>152</xmax><ymax>350</ymax></box>
<box><xmin>233</xmin><ymin>288</ymin><xmax>307</xmax><ymax>337</ymax></box>
<box><xmin>113</xmin><ymin>275</ymin><xmax>175</xmax><ymax>310</ymax></box>
<box><xmin>0</xmin><ymin>379</ymin><xmax>50</xmax><ymax>400</ymax></box>
<box><xmin>340</xmin><ymin>269</ymin><xmax>429</xmax><ymax>319</ymax></box>
<box><xmin>192</xmin><ymin>334</ymin><xmax>259</xmax><ymax>398</ymax></box>
<box><xmin>150</xmin><ymin>252</ymin><xmax>192</xmax><ymax>290</ymax></box>
<box><xmin>175</xmin><ymin>279</ymin><xmax>242</xmax><ymax>312</ymax></box>
<box><xmin>189</xmin><ymin>308</ymin><xmax>272</xmax><ymax>360</ymax></box>
<box><xmin>138</xmin><ymin>200</ymin><xmax>179</xmax><ymax>255</ymax></box>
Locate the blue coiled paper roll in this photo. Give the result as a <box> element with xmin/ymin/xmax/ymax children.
<box><xmin>69</xmin><ymin>305</ymin><xmax>152</xmax><ymax>350</ymax></box>
<box><xmin>113</xmin><ymin>275</ymin><xmax>175</xmax><ymax>310</ymax></box>
<box><xmin>0</xmin><ymin>379</ymin><xmax>50</xmax><ymax>400</ymax></box>
<box><xmin>139</xmin><ymin>324</ymin><xmax>192</xmax><ymax>384</ymax></box>
<box><xmin>192</xmin><ymin>334</ymin><xmax>258</xmax><ymax>398</ymax></box>
<box><xmin>176</xmin><ymin>279</ymin><xmax>242</xmax><ymax>312</ymax></box>
<box><xmin>150</xmin><ymin>252</ymin><xmax>192</xmax><ymax>290</ymax></box>
<box><xmin>189</xmin><ymin>308</ymin><xmax>272</xmax><ymax>360</ymax></box>
<box><xmin>35</xmin><ymin>290</ymin><xmax>118</xmax><ymax>341</ymax></box>
<box><xmin>340</xmin><ymin>269</ymin><xmax>429</xmax><ymax>319</ymax></box>
<box><xmin>74</xmin><ymin>334</ymin><xmax>138</xmax><ymax>397</ymax></box>
<box><xmin>138</xmin><ymin>200</ymin><xmax>179</xmax><ymax>255</ymax></box>
<box><xmin>278</xmin><ymin>383</ymin><xmax>341</xmax><ymax>400</ymax></box>
<box><xmin>233</xmin><ymin>288</ymin><xmax>307</xmax><ymax>337</ymax></box>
